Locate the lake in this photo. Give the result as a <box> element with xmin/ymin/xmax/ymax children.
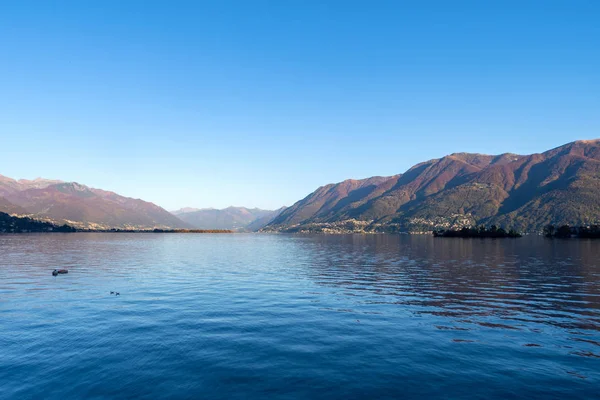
<box><xmin>1</xmin><ymin>233</ymin><xmax>599</xmax><ymax>399</ymax></box>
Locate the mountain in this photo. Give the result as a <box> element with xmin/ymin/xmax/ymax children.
<box><xmin>0</xmin><ymin>178</ymin><xmax>189</xmax><ymax>230</ymax></box>
<box><xmin>0</xmin><ymin>197</ymin><xmax>27</xmax><ymax>215</ymax></box>
<box><xmin>174</xmin><ymin>206</ymin><xmax>284</xmax><ymax>231</ymax></box>
<box><xmin>264</xmin><ymin>139</ymin><xmax>600</xmax><ymax>233</ymax></box>
<box><xmin>245</xmin><ymin>206</ymin><xmax>288</xmax><ymax>232</ymax></box>
<box><xmin>171</xmin><ymin>207</ymin><xmax>203</xmax><ymax>215</ymax></box>
<box><xmin>0</xmin><ymin>175</ymin><xmax>63</xmax><ymax>197</ymax></box>
<box><xmin>268</xmin><ymin>176</ymin><xmax>396</xmax><ymax>227</ymax></box>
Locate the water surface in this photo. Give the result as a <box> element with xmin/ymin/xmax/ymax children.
<box><xmin>1</xmin><ymin>233</ymin><xmax>599</xmax><ymax>399</ymax></box>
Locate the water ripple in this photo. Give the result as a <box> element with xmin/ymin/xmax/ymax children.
<box><xmin>0</xmin><ymin>233</ymin><xmax>599</xmax><ymax>399</ymax></box>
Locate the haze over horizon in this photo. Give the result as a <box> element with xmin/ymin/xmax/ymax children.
<box><xmin>1</xmin><ymin>1</ymin><xmax>599</xmax><ymax>210</ymax></box>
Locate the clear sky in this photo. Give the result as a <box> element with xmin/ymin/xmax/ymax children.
<box><xmin>1</xmin><ymin>1</ymin><xmax>599</xmax><ymax>210</ymax></box>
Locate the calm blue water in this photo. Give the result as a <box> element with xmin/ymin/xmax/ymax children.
<box><xmin>1</xmin><ymin>233</ymin><xmax>599</xmax><ymax>399</ymax></box>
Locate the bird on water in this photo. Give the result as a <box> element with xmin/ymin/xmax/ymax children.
<box><xmin>52</xmin><ymin>269</ymin><xmax>68</xmax><ymax>276</ymax></box>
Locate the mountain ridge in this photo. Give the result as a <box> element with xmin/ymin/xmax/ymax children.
<box><xmin>264</xmin><ymin>139</ymin><xmax>600</xmax><ymax>233</ymax></box>
<box><xmin>2</xmin><ymin>139</ymin><xmax>598</xmax><ymax>233</ymax></box>
<box><xmin>173</xmin><ymin>206</ymin><xmax>285</xmax><ymax>231</ymax></box>
<box><xmin>0</xmin><ymin>178</ymin><xmax>189</xmax><ymax>230</ymax></box>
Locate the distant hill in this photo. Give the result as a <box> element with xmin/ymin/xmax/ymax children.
<box><xmin>0</xmin><ymin>177</ymin><xmax>189</xmax><ymax>230</ymax></box>
<box><xmin>174</xmin><ymin>206</ymin><xmax>284</xmax><ymax>231</ymax></box>
<box><xmin>171</xmin><ymin>207</ymin><xmax>203</xmax><ymax>215</ymax></box>
<box><xmin>245</xmin><ymin>207</ymin><xmax>287</xmax><ymax>232</ymax></box>
<box><xmin>264</xmin><ymin>139</ymin><xmax>600</xmax><ymax>233</ymax></box>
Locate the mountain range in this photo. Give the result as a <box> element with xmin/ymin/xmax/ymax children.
<box><xmin>0</xmin><ymin>175</ymin><xmax>284</xmax><ymax>231</ymax></box>
<box><xmin>1</xmin><ymin>139</ymin><xmax>598</xmax><ymax>233</ymax></box>
<box><xmin>0</xmin><ymin>176</ymin><xmax>189</xmax><ymax>230</ymax></box>
<box><xmin>172</xmin><ymin>207</ymin><xmax>286</xmax><ymax>231</ymax></box>
<box><xmin>263</xmin><ymin>139</ymin><xmax>600</xmax><ymax>233</ymax></box>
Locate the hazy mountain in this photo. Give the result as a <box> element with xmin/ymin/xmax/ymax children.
<box><xmin>264</xmin><ymin>139</ymin><xmax>600</xmax><ymax>232</ymax></box>
<box><xmin>174</xmin><ymin>206</ymin><xmax>283</xmax><ymax>231</ymax></box>
<box><xmin>245</xmin><ymin>206</ymin><xmax>288</xmax><ymax>232</ymax></box>
<box><xmin>0</xmin><ymin>178</ymin><xmax>189</xmax><ymax>230</ymax></box>
<box><xmin>171</xmin><ymin>207</ymin><xmax>203</xmax><ymax>215</ymax></box>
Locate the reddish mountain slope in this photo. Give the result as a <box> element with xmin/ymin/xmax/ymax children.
<box><xmin>268</xmin><ymin>176</ymin><xmax>396</xmax><ymax>227</ymax></box>
<box><xmin>0</xmin><ymin>197</ymin><xmax>27</xmax><ymax>215</ymax></box>
<box><xmin>1</xmin><ymin>180</ymin><xmax>189</xmax><ymax>229</ymax></box>
<box><xmin>265</xmin><ymin>140</ymin><xmax>600</xmax><ymax>232</ymax></box>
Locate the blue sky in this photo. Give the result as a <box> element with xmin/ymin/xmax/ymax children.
<box><xmin>1</xmin><ymin>1</ymin><xmax>599</xmax><ymax>210</ymax></box>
